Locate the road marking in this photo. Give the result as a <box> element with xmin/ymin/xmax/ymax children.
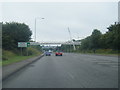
<box><xmin>111</xmin><ymin>66</ymin><xmax>118</xmax><ymax>68</ymax></box>
<box><xmin>97</xmin><ymin>62</ymin><xmax>118</xmax><ymax>64</ymax></box>
<box><xmin>69</xmin><ymin>74</ymin><xmax>74</xmax><ymax>79</ymax></box>
<box><xmin>67</xmin><ymin>72</ymin><xmax>74</xmax><ymax>79</ymax></box>
<box><xmin>92</xmin><ymin>61</ymin><xmax>111</xmax><ymax>63</ymax></box>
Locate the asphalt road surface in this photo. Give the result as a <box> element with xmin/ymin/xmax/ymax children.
<box><xmin>3</xmin><ymin>53</ymin><xmax>118</xmax><ymax>88</ymax></box>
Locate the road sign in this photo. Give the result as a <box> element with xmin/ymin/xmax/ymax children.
<box><xmin>27</xmin><ymin>42</ymin><xmax>30</xmax><ymax>47</ymax></box>
<box><xmin>18</xmin><ymin>42</ymin><xmax>30</xmax><ymax>47</ymax></box>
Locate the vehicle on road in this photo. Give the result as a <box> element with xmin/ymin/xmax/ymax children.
<box><xmin>55</xmin><ymin>51</ymin><xmax>63</xmax><ymax>56</ymax></box>
<box><xmin>45</xmin><ymin>51</ymin><xmax>51</xmax><ymax>56</ymax></box>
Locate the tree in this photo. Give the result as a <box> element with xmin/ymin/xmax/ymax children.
<box><xmin>90</xmin><ymin>29</ymin><xmax>102</xmax><ymax>50</ymax></box>
<box><xmin>80</xmin><ymin>36</ymin><xmax>91</xmax><ymax>50</ymax></box>
<box><xmin>99</xmin><ymin>34</ymin><xmax>108</xmax><ymax>49</ymax></box>
<box><xmin>105</xmin><ymin>23</ymin><xmax>120</xmax><ymax>50</ymax></box>
<box><xmin>2</xmin><ymin>22</ymin><xmax>32</xmax><ymax>50</ymax></box>
<box><xmin>77</xmin><ymin>22</ymin><xmax>119</xmax><ymax>53</ymax></box>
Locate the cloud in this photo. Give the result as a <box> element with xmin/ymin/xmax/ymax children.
<box><xmin>2</xmin><ymin>2</ymin><xmax>118</xmax><ymax>42</ymax></box>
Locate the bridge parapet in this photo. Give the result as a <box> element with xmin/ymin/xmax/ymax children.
<box><xmin>29</xmin><ymin>41</ymin><xmax>81</xmax><ymax>45</ymax></box>
<box><xmin>38</xmin><ymin>41</ymin><xmax>81</xmax><ymax>45</ymax></box>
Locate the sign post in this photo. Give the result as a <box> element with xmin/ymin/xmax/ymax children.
<box><xmin>18</xmin><ymin>42</ymin><xmax>28</xmax><ymax>47</ymax></box>
<box><xmin>18</xmin><ymin>42</ymin><xmax>30</xmax><ymax>56</ymax></box>
<box><xmin>18</xmin><ymin>42</ymin><xmax>40</xmax><ymax>56</ymax></box>
<box><xmin>21</xmin><ymin>47</ymin><xmax>22</xmax><ymax>56</ymax></box>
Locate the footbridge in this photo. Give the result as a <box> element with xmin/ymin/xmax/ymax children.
<box><xmin>30</xmin><ymin>41</ymin><xmax>81</xmax><ymax>45</ymax></box>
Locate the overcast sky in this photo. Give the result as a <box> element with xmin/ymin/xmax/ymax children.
<box><xmin>2</xmin><ymin>2</ymin><xmax>118</xmax><ymax>42</ymax></box>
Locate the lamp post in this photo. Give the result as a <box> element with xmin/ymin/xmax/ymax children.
<box><xmin>35</xmin><ymin>17</ymin><xmax>44</xmax><ymax>42</ymax></box>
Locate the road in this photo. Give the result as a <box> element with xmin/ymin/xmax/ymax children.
<box><xmin>3</xmin><ymin>53</ymin><xmax>118</xmax><ymax>88</ymax></box>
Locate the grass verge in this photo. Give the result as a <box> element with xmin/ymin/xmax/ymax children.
<box><xmin>2</xmin><ymin>47</ymin><xmax>42</xmax><ymax>66</ymax></box>
<box><xmin>71</xmin><ymin>49</ymin><xmax>120</xmax><ymax>56</ymax></box>
<box><xmin>2</xmin><ymin>54</ymin><xmax>40</xmax><ymax>66</ymax></box>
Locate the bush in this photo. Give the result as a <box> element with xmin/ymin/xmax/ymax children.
<box><xmin>2</xmin><ymin>50</ymin><xmax>16</xmax><ymax>60</ymax></box>
<box><xmin>2</xmin><ymin>47</ymin><xmax>41</xmax><ymax>61</ymax></box>
<box><xmin>27</xmin><ymin>47</ymin><xmax>41</xmax><ymax>56</ymax></box>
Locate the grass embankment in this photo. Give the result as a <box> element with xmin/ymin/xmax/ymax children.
<box><xmin>2</xmin><ymin>47</ymin><xmax>42</xmax><ymax>66</ymax></box>
<box><xmin>74</xmin><ymin>49</ymin><xmax>120</xmax><ymax>56</ymax></box>
<box><xmin>2</xmin><ymin>55</ymin><xmax>39</xmax><ymax>66</ymax></box>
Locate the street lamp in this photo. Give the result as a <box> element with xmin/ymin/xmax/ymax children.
<box><xmin>35</xmin><ymin>17</ymin><xmax>44</xmax><ymax>42</ymax></box>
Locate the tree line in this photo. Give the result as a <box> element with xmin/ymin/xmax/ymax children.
<box><xmin>61</xmin><ymin>22</ymin><xmax>120</xmax><ymax>53</ymax></box>
<box><xmin>2</xmin><ymin>22</ymin><xmax>120</xmax><ymax>54</ymax></box>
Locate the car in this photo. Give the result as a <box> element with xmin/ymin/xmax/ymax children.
<box><xmin>55</xmin><ymin>52</ymin><xmax>63</xmax><ymax>56</ymax></box>
<box><xmin>45</xmin><ymin>51</ymin><xmax>51</xmax><ymax>56</ymax></box>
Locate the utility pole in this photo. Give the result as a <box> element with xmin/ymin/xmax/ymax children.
<box><xmin>35</xmin><ymin>18</ymin><xmax>36</xmax><ymax>42</ymax></box>
<box><xmin>68</xmin><ymin>27</ymin><xmax>76</xmax><ymax>50</ymax></box>
<box><xmin>35</xmin><ymin>17</ymin><xmax>44</xmax><ymax>42</ymax></box>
